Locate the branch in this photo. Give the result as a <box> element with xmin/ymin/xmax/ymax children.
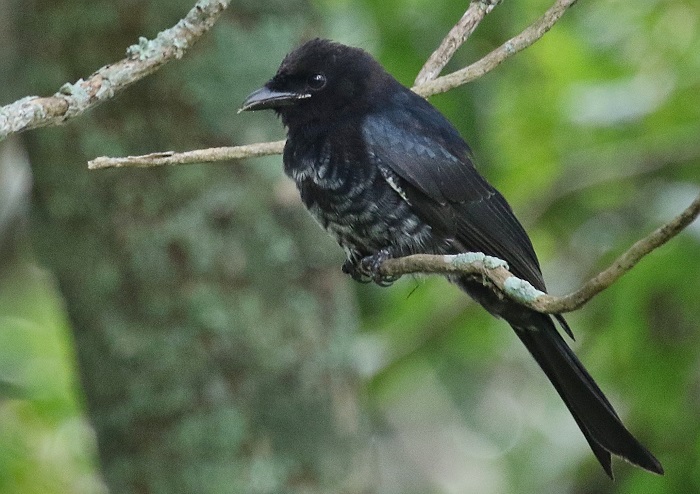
<box><xmin>414</xmin><ymin>0</ymin><xmax>501</xmax><ymax>85</ymax></box>
<box><xmin>378</xmin><ymin>193</ymin><xmax>700</xmax><ymax>314</ymax></box>
<box><xmin>413</xmin><ymin>0</ymin><xmax>578</xmax><ymax>97</ymax></box>
<box><xmin>88</xmin><ymin>0</ymin><xmax>579</xmax><ymax>170</ymax></box>
<box><xmin>16</xmin><ymin>0</ymin><xmax>692</xmax><ymax>320</ymax></box>
<box><xmin>89</xmin><ymin>141</ymin><xmax>285</xmax><ymax>170</ymax></box>
<box><xmin>0</xmin><ymin>0</ymin><xmax>230</xmax><ymax>142</ymax></box>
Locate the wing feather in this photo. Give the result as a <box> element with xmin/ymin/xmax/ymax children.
<box><xmin>362</xmin><ymin>91</ymin><xmax>546</xmax><ymax>289</ymax></box>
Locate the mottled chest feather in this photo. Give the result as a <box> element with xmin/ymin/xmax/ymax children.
<box><xmin>283</xmin><ymin>131</ymin><xmax>437</xmax><ymax>257</ymax></box>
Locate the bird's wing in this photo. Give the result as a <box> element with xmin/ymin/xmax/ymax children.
<box><xmin>362</xmin><ymin>103</ymin><xmax>546</xmax><ymax>290</ymax></box>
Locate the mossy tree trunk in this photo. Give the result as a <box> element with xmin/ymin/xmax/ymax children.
<box><xmin>9</xmin><ymin>1</ymin><xmax>369</xmax><ymax>492</ymax></box>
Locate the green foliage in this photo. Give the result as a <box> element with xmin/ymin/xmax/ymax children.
<box><xmin>0</xmin><ymin>262</ymin><xmax>105</xmax><ymax>494</ymax></box>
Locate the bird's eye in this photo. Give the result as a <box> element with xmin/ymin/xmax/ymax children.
<box><xmin>307</xmin><ymin>73</ymin><xmax>326</xmax><ymax>90</ymax></box>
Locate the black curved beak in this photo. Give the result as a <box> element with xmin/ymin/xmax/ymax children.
<box><xmin>238</xmin><ymin>86</ymin><xmax>311</xmax><ymax>113</ymax></box>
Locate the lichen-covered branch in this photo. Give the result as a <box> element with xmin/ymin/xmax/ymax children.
<box><xmin>379</xmin><ymin>193</ymin><xmax>700</xmax><ymax>314</ymax></box>
<box><xmin>414</xmin><ymin>0</ymin><xmax>502</xmax><ymax>85</ymax></box>
<box><xmin>0</xmin><ymin>0</ymin><xmax>230</xmax><ymax>142</ymax></box>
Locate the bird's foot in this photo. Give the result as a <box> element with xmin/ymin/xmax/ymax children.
<box><xmin>343</xmin><ymin>249</ymin><xmax>399</xmax><ymax>287</ymax></box>
<box><xmin>342</xmin><ymin>258</ymin><xmax>372</xmax><ymax>284</ymax></box>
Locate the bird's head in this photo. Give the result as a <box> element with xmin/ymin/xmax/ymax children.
<box><xmin>239</xmin><ymin>39</ymin><xmax>389</xmax><ymax>127</ymax></box>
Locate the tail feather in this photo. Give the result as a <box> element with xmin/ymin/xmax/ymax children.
<box><xmin>454</xmin><ymin>276</ymin><xmax>662</xmax><ymax>476</ymax></box>
<box><xmin>512</xmin><ymin>317</ymin><xmax>664</xmax><ymax>477</ymax></box>
<box><xmin>565</xmin><ymin>397</ymin><xmax>614</xmax><ymax>477</ymax></box>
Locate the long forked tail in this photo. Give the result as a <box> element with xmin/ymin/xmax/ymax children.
<box><xmin>512</xmin><ymin>316</ymin><xmax>664</xmax><ymax>478</ymax></box>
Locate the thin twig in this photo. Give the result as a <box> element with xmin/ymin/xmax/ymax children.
<box><xmin>88</xmin><ymin>0</ymin><xmax>579</xmax><ymax>169</ymax></box>
<box><xmin>0</xmin><ymin>0</ymin><xmax>230</xmax><ymax>142</ymax></box>
<box><xmin>414</xmin><ymin>0</ymin><xmax>501</xmax><ymax>85</ymax></box>
<box><xmin>379</xmin><ymin>193</ymin><xmax>700</xmax><ymax>314</ymax></box>
<box><xmin>413</xmin><ymin>0</ymin><xmax>579</xmax><ymax>97</ymax></box>
<box><xmin>543</xmin><ymin>192</ymin><xmax>700</xmax><ymax>313</ymax></box>
<box><xmin>88</xmin><ymin>140</ymin><xmax>285</xmax><ymax>169</ymax></box>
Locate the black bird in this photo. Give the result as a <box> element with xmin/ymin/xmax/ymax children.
<box><xmin>240</xmin><ymin>38</ymin><xmax>663</xmax><ymax>478</ymax></box>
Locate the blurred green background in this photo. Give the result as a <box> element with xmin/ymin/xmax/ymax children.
<box><xmin>0</xmin><ymin>0</ymin><xmax>698</xmax><ymax>492</ymax></box>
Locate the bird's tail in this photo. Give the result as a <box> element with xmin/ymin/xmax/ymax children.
<box><xmin>511</xmin><ymin>316</ymin><xmax>664</xmax><ymax>477</ymax></box>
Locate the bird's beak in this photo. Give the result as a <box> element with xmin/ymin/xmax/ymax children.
<box><xmin>238</xmin><ymin>86</ymin><xmax>311</xmax><ymax>113</ymax></box>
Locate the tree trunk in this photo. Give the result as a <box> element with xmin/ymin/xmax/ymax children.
<box><xmin>13</xmin><ymin>1</ymin><xmax>368</xmax><ymax>492</ymax></box>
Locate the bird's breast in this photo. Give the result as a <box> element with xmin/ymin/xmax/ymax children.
<box><xmin>283</xmin><ymin>137</ymin><xmax>434</xmax><ymax>256</ymax></box>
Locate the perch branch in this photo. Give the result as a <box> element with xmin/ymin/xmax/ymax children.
<box><xmin>88</xmin><ymin>0</ymin><xmax>579</xmax><ymax>169</ymax></box>
<box><xmin>414</xmin><ymin>0</ymin><xmax>502</xmax><ymax>85</ymax></box>
<box><xmin>0</xmin><ymin>0</ymin><xmax>230</xmax><ymax>142</ymax></box>
<box><xmin>378</xmin><ymin>193</ymin><xmax>700</xmax><ymax>314</ymax></box>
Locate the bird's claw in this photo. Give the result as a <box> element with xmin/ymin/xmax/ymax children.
<box><xmin>343</xmin><ymin>249</ymin><xmax>399</xmax><ymax>287</ymax></box>
<box><xmin>342</xmin><ymin>258</ymin><xmax>372</xmax><ymax>284</ymax></box>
